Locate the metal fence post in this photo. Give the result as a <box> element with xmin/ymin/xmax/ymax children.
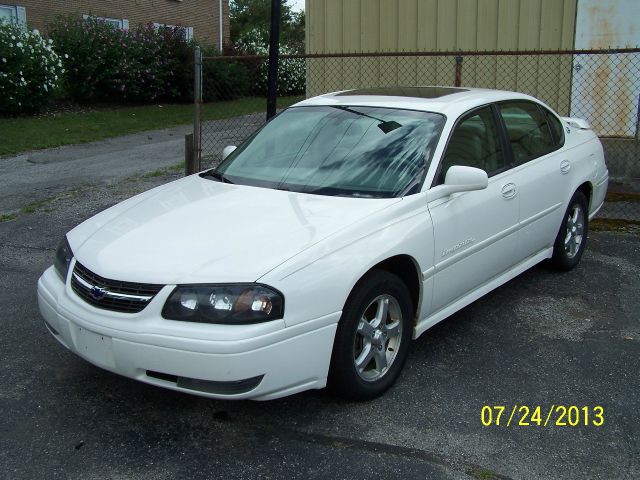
<box><xmin>192</xmin><ymin>45</ymin><xmax>202</xmax><ymax>174</ymax></box>
<box><xmin>185</xmin><ymin>133</ymin><xmax>194</xmax><ymax>175</ymax></box>
<box><xmin>266</xmin><ymin>0</ymin><xmax>281</xmax><ymax>120</ymax></box>
<box><xmin>455</xmin><ymin>51</ymin><xmax>463</xmax><ymax>87</ymax></box>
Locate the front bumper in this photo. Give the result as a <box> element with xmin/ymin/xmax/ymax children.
<box><xmin>37</xmin><ymin>265</ymin><xmax>339</xmax><ymax>400</ymax></box>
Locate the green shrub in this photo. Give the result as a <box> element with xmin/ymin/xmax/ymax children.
<box><xmin>0</xmin><ymin>22</ymin><xmax>64</xmax><ymax>114</ymax></box>
<box><xmin>159</xmin><ymin>26</ymin><xmax>194</xmax><ymax>102</ymax></box>
<box><xmin>234</xmin><ymin>30</ymin><xmax>305</xmax><ymax>96</ymax></box>
<box><xmin>201</xmin><ymin>49</ymin><xmax>252</xmax><ymax>102</ymax></box>
<box><xmin>253</xmin><ymin>50</ymin><xmax>305</xmax><ymax>96</ymax></box>
<box><xmin>48</xmin><ymin>16</ymin><xmax>194</xmax><ymax>103</ymax></box>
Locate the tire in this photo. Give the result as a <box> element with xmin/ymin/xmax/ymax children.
<box><xmin>550</xmin><ymin>191</ymin><xmax>589</xmax><ymax>271</ymax></box>
<box><xmin>329</xmin><ymin>270</ymin><xmax>413</xmax><ymax>400</ymax></box>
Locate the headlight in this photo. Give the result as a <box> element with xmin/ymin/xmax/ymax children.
<box><xmin>162</xmin><ymin>284</ymin><xmax>284</xmax><ymax>324</ymax></box>
<box><xmin>54</xmin><ymin>237</ymin><xmax>73</xmax><ymax>281</ymax></box>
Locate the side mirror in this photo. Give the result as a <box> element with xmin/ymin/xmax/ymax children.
<box><xmin>222</xmin><ymin>145</ymin><xmax>237</xmax><ymax>161</ymax></box>
<box><xmin>427</xmin><ymin>166</ymin><xmax>488</xmax><ymax>202</ymax></box>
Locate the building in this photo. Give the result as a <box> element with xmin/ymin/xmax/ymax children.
<box><xmin>0</xmin><ymin>0</ymin><xmax>230</xmax><ymax>48</ymax></box>
<box><xmin>306</xmin><ymin>0</ymin><xmax>580</xmax><ymax>55</ymax></box>
<box><xmin>304</xmin><ymin>0</ymin><xmax>640</xmax><ymax>139</ymax></box>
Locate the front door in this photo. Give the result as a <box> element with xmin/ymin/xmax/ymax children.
<box><xmin>428</xmin><ymin>106</ymin><xmax>520</xmax><ymax>314</ymax></box>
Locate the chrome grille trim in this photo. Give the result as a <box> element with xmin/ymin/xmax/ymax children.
<box><xmin>71</xmin><ymin>272</ymin><xmax>154</xmax><ymax>301</ymax></box>
<box><xmin>71</xmin><ymin>262</ymin><xmax>164</xmax><ymax>314</ymax></box>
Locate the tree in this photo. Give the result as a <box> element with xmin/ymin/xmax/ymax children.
<box><xmin>230</xmin><ymin>0</ymin><xmax>305</xmax><ymax>54</ymax></box>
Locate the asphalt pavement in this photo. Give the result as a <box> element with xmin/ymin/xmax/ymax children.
<box><xmin>0</xmin><ymin>163</ymin><xmax>638</xmax><ymax>479</ymax></box>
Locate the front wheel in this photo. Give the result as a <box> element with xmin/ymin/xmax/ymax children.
<box><xmin>329</xmin><ymin>270</ymin><xmax>413</xmax><ymax>400</ymax></box>
<box><xmin>550</xmin><ymin>191</ymin><xmax>589</xmax><ymax>271</ymax></box>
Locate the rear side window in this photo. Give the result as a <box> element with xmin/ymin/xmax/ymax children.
<box><xmin>437</xmin><ymin>106</ymin><xmax>505</xmax><ymax>184</ymax></box>
<box><xmin>499</xmin><ymin>102</ymin><xmax>556</xmax><ymax>164</ymax></box>
<box><xmin>544</xmin><ymin>108</ymin><xmax>565</xmax><ymax>146</ymax></box>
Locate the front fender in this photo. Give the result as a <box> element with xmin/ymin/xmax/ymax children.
<box><xmin>258</xmin><ymin>194</ymin><xmax>434</xmax><ymax>327</ymax></box>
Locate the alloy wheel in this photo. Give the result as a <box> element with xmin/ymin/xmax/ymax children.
<box><xmin>353</xmin><ymin>294</ymin><xmax>403</xmax><ymax>382</ymax></box>
<box><xmin>564</xmin><ymin>204</ymin><xmax>585</xmax><ymax>259</ymax></box>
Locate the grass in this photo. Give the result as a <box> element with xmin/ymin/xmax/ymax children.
<box><xmin>20</xmin><ymin>198</ymin><xmax>52</xmax><ymax>214</ymax></box>
<box><xmin>0</xmin><ymin>213</ymin><xmax>18</xmax><ymax>222</ymax></box>
<box><xmin>606</xmin><ymin>191</ymin><xmax>640</xmax><ymax>203</ymax></box>
<box><xmin>142</xmin><ymin>162</ymin><xmax>185</xmax><ymax>178</ymax></box>
<box><xmin>0</xmin><ymin>95</ymin><xmax>304</xmax><ymax>157</ymax></box>
<box><xmin>591</xmin><ymin>218</ymin><xmax>640</xmax><ymax>232</ymax></box>
<box><xmin>466</xmin><ymin>467</ymin><xmax>501</xmax><ymax>480</ymax></box>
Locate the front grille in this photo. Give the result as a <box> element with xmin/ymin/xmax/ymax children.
<box><xmin>71</xmin><ymin>262</ymin><xmax>164</xmax><ymax>314</ymax></box>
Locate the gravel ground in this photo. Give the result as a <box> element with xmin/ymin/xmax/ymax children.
<box><xmin>0</xmin><ymin>169</ymin><xmax>639</xmax><ymax>480</ymax></box>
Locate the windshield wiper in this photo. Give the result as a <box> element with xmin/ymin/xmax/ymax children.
<box><xmin>202</xmin><ymin>169</ymin><xmax>234</xmax><ymax>184</ymax></box>
<box><xmin>331</xmin><ymin>106</ymin><xmax>402</xmax><ymax>134</ymax></box>
<box><xmin>304</xmin><ymin>186</ymin><xmax>384</xmax><ymax>198</ymax></box>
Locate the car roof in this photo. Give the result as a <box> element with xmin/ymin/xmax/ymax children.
<box><xmin>294</xmin><ymin>86</ymin><xmax>541</xmax><ymax>118</ymax></box>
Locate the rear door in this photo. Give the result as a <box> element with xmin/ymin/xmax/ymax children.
<box><xmin>496</xmin><ymin>101</ymin><xmax>567</xmax><ymax>259</ymax></box>
<box><xmin>428</xmin><ymin>106</ymin><xmax>520</xmax><ymax>314</ymax></box>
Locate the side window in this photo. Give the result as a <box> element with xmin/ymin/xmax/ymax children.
<box><xmin>544</xmin><ymin>108</ymin><xmax>565</xmax><ymax>147</ymax></box>
<box><xmin>437</xmin><ymin>107</ymin><xmax>504</xmax><ymax>184</ymax></box>
<box><xmin>499</xmin><ymin>102</ymin><xmax>555</xmax><ymax>164</ymax></box>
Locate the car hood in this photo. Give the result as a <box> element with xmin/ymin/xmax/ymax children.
<box><xmin>69</xmin><ymin>175</ymin><xmax>401</xmax><ymax>284</ymax></box>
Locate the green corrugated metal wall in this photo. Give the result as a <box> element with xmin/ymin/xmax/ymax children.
<box><xmin>304</xmin><ymin>0</ymin><xmax>578</xmax><ymax>114</ymax></box>
<box><xmin>306</xmin><ymin>0</ymin><xmax>576</xmax><ymax>53</ymax></box>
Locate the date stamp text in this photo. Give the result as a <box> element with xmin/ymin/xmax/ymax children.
<box><xmin>480</xmin><ymin>405</ymin><xmax>604</xmax><ymax>427</ymax></box>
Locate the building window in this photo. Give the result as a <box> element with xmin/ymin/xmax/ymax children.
<box><xmin>82</xmin><ymin>14</ymin><xmax>128</xmax><ymax>30</ymax></box>
<box><xmin>153</xmin><ymin>22</ymin><xmax>193</xmax><ymax>41</ymax></box>
<box><xmin>0</xmin><ymin>4</ymin><xmax>26</xmax><ymax>29</ymax></box>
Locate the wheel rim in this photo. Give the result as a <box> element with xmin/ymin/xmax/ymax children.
<box><xmin>564</xmin><ymin>204</ymin><xmax>585</xmax><ymax>259</ymax></box>
<box><xmin>353</xmin><ymin>294</ymin><xmax>403</xmax><ymax>382</ymax></box>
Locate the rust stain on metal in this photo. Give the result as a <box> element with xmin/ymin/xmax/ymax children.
<box><xmin>573</xmin><ymin>2</ymin><xmax>640</xmax><ymax>137</ymax></box>
<box><xmin>616</xmin><ymin>54</ymin><xmax>634</xmax><ymax>134</ymax></box>
<box><xmin>585</xmin><ymin>5</ymin><xmax>617</xmax><ymax>49</ymax></box>
<box><xmin>592</xmin><ymin>61</ymin><xmax>611</xmax><ymax>134</ymax></box>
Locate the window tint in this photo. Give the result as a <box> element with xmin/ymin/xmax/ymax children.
<box><xmin>499</xmin><ymin>102</ymin><xmax>555</xmax><ymax>164</ymax></box>
<box><xmin>438</xmin><ymin>107</ymin><xmax>504</xmax><ymax>184</ymax></box>
<box><xmin>545</xmin><ymin>108</ymin><xmax>565</xmax><ymax>146</ymax></box>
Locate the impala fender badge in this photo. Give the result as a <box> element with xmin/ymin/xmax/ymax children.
<box><xmin>442</xmin><ymin>237</ymin><xmax>476</xmax><ymax>257</ymax></box>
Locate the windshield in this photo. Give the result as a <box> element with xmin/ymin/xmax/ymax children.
<box><xmin>207</xmin><ymin>105</ymin><xmax>445</xmax><ymax>198</ymax></box>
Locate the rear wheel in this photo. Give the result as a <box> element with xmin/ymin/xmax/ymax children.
<box><xmin>550</xmin><ymin>191</ymin><xmax>589</xmax><ymax>271</ymax></box>
<box><xmin>329</xmin><ymin>270</ymin><xmax>413</xmax><ymax>400</ymax></box>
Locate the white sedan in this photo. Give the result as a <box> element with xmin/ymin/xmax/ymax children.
<box><xmin>37</xmin><ymin>87</ymin><xmax>609</xmax><ymax>400</ymax></box>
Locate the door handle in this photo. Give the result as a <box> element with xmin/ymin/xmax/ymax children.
<box><xmin>501</xmin><ymin>183</ymin><xmax>517</xmax><ymax>199</ymax></box>
<box><xmin>560</xmin><ymin>159</ymin><xmax>571</xmax><ymax>174</ymax></box>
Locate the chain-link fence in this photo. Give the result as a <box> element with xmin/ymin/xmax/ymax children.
<box><xmin>198</xmin><ymin>52</ymin><xmax>305</xmax><ymax>170</ymax></box>
<box><xmin>195</xmin><ymin>48</ymin><xmax>640</xmax><ymax>222</ymax></box>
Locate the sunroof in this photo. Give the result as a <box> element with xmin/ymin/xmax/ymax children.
<box><xmin>335</xmin><ymin>86</ymin><xmax>468</xmax><ymax>98</ymax></box>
